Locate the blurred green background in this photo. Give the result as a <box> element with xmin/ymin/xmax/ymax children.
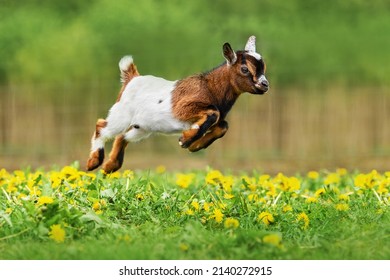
<box><xmin>1</xmin><ymin>0</ymin><xmax>390</xmax><ymax>173</ymax></box>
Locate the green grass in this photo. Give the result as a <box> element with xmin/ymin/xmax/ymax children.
<box><xmin>0</xmin><ymin>164</ymin><xmax>389</xmax><ymax>259</ymax></box>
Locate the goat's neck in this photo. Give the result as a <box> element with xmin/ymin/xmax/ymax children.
<box><xmin>204</xmin><ymin>64</ymin><xmax>239</xmax><ymax>104</ymax></box>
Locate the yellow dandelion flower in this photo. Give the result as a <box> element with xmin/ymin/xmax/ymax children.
<box><xmin>338</xmin><ymin>194</ymin><xmax>350</xmax><ymax>201</ymax></box>
<box><xmin>211</xmin><ymin>208</ymin><xmax>224</xmax><ymax>223</ymax></box>
<box><xmin>306</xmin><ymin>197</ymin><xmax>318</xmax><ymax>204</ymax></box>
<box><xmin>258</xmin><ymin>174</ymin><xmax>271</xmax><ymax>184</ymax></box>
<box><xmin>263</xmin><ymin>233</ymin><xmax>283</xmax><ymax>249</ymax></box>
<box><xmin>354</xmin><ymin>173</ymin><xmax>368</xmax><ymax>188</ymax></box>
<box><xmin>354</xmin><ymin>173</ymin><xmax>376</xmax><ymax>189</ymax></box>
<box><xmin>61</xmin><ymin>166</ymin><xmax>79</xmax><ymax>177</ymax></box>
<box><xmin>258</xmin><ymin>211</ymin><xmax>275</xmax><ymax>226</ymax></box>
<box><xmin>92</xmin><ymin>201</ymin><xmax>101</xmax><ymax>211</ymax></box>
<box><xmin>49</xmin><ymin>224</ymin><xmax>66</xmax><ymax>243</ymax></box>
<box><xmin>82</xmin><ymin>172</ymin><xmax>96</xmax><ymax>180</ymax></box>
<box><xmin>13</xmin><ymin>170</ymin><xmax>26</xmax><ymax>180</ymax></box>
<box><xmin>247</xmin><ymin>193</ymin><xmax>259</xmax><ymax>202</ymax></box>
<box><xmin>50</xmin><ymin>172</ymin><xmax>62</xmax><ymax>188</ymax></box>
<box><xmin>273</xmin><ymin>173</ymin><xmax>288</xmax><ymax>191</ymax></box>
<box><xmin>315</xmin><ymin>188</ymin><xmax>326</xmax><ymax>197</ymax></box>
<box><xmin>377</xmin><ymin>185</ymin><xmax>388</xmax><ymax>195</ymax></box>
<box><xmin>355</xmin><ymin>171</ymin><xmax>380</xmax><ymax>189</ymax></box>
<box><xmin>185</xmin><ymin>209</ymin><xmax>194</xmax><ymax>216</ymax></box>
<box><xmin>205</xmin><ymin>170</ymin><xmax>224</xmax><ymax>185</ymax></box>
<box><xmin>297</xmin><ymin>212</ymin><xmax>309</xmax><ymax>229</ymax></box>
<box><xmin>37</xmin><ymin>196</ymin><xmax>54</xmax><ymax>206</ymax></box>
<box><xmin>287</xmin><ymin>176</ymin><xmax>301</xmax><ymax>192</ymax></box>
<box><xmin>224</xmin><ymin>217</ymin><xmax>240</xmax><ymax>229</ymax></box>
<box><xmin>307</xmin><ymin>171</ymin><xmax>319</xmax><ymax>180</ymax></box>
<box><xmin>122</xmin><ymin>170</ymin><xmax>134</xmax><ymax>179</ymax></box>
<box><xmin>335</xmin><ymin>203</ymin><xmax>349</xmax><ymax>211</ymax></box>
<box><xmin>191</xmin><ymin>200</ymin><xmax>200</xmax><ymax>211</ymax></box>
<box><xmin>176</xmin><ymin>173</ymin><xmax>195</xmax><ymax>189</ymax></box>
<box><xmin>106</xmin><ymin>171</ymin><xmax>121</xmax><ymax>179</ymax></box>
<box><xmin>203</xmin><ymin>202</ymin><xmax>212</xmax><ymax>212</ymax></box>
<box><xmin>0</xmin><ymin>168</ymin><xmax>9</xmax><ymax>178</ymax></box>
<box><xmin>6</xmin><ymin>182</ymin><xmax>17</xmax><ymax>193</ymax></box>
<box><xmin>5</xmin><ymin>208</ymin><xmax>12</xmax><ymax>214</ymax></box>
<box><xmin>241</xmin><ymin>176</ymin><xmax>257</xmax><ymax>191</ymax></box>
<box><xmin>265</xmin><ymin>183</ymin><xmax>277</xmax><ymax>197</ymax></box>
<box><xmin>135</xmin><ymin>193</ymin><xmax>144</xmax><ymax>200</ymax></box>
<box><xmin>324</xmin><ymin>173</ymin><xmax>340</xmax><ymax>185</ymax></box>
<box><xmin>246</xmin><ymin>183</ymin><xmax>257</xmax><ymax>192</ymax></box>
<box><xmin>282</xmin><ymin>205</ymin><xmax>293</xmax><ymax>212</ymax></box>
<box><xmin>223</xmin><ymin>193</ymin><xmax>234</xmax><ymax>199</ymax></box>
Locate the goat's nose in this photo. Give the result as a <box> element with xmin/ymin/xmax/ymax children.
<box><xmin>261</xmin><ymin>79</ymin><xmax>269</xmax><ymax>88</ymax></box>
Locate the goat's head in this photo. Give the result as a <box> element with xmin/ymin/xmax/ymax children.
<box><xmin>223</xmin><ymin>36</ymin><xmax>269</xmax><ymax>95</ymax></box>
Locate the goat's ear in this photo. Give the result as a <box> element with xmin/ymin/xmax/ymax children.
<box><xmin>244</xmin><ymin>35</ymin><xmax>256</xmax><ymax>53</ymax></box>
<box><xmin>223</xmin><ymin>43</ymin><xmax>237</xmax><ymax>65</ymax></box>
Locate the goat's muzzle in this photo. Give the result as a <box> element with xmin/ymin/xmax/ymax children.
<box><xmin>254</xmin><ymin>75</ymin><xmax>269</xmax><ymax>94</ymax></box>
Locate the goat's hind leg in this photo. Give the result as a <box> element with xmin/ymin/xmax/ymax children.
<box><xmin>102</xmin><ymin>135</ymin><xmax>128</xmax><ymax>173</ymax></box>
<box><xmin>86</xmin><ymin>118</ymin><xmax>107</xmax><ymax>171</ymax></box>
<box><xmin>101</xmin><ymin>126</ymin><xmax>152</xmax><ymax>172</ymax></box>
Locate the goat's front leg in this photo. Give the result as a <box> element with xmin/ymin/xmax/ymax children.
<box><xmin>102</xmin><ymin>135</ymin><xmax>128</xmax><ymax>173</ymax></box>
<box><xmin>188</xmin><ymin>120</ymin><xmax>228</xmax><ymax>152</ymax></box>
<box><xmin>179</xmin><ymin>109</ymin><xmax>220</xmax><ymax>149</ymax></box>
<box><xmin>86</xmin><ymin>118</ymin><xmax>107</xmax><ymax>171</ymax></box>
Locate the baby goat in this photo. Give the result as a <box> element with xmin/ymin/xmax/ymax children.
<box><xmin>87</xmin><ymin>35</ymin><xmax>269</xmax><ymax>173</ymax></box>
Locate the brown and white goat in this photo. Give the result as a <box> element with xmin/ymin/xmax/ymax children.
<box><xmin>86</xmin><ymin>35</ymin><xmax>269</xmax><ymax>172</ymax></box>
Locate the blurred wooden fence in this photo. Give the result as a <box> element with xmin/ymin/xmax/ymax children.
<box><xmin>1</xmin><ymin>84</ymin><xmax>389</xmax><ymax>173</ymax></box>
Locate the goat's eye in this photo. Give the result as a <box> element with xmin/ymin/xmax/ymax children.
<box><xmin>241</xmin><ymin>66</ymin><xmax>249</xmax><ymax>75</ymax></box>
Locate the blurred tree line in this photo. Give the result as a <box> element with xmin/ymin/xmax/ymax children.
<box><xmin>0</xmin><ymin>0</ymin><xmax>389</xmax><ymax>88</ymax></box>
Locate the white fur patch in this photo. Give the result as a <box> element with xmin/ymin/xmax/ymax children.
<box><xmin>191</xmin><ymin>124</ymin><xmax>200</xmax><ymax>129</ymax></box>
<box><xmin>245</xmin><ymin>36</ymin><xmax>262</xmax><ymax>60</ymax></box>
<box><xmin>248</xmin><ymin>51</ymin><xmax>262</xmax><ymax>60</ymax></box>
<box><xmin>101</xmin><ymin>75</ymin><xmax>190</xmax><ymax>143</ymax></box>
<box><xmin>119</xmin><ymin>55</ymin><xmax>133</xmax><ymax>72</ymax></box>
<box><xmin>91</xmin><ymin>137</ymin><xmax>104</xmax><ymax>152</ymax></box>
<box><xmin>259</xmin><ymin>74</ymin><xmax>267</xmax><ymax>83</ymax></box>
<box><xmin>245</xmin><ymin>36</ymin><xmax>256</xmax><ymax>53</ymax></box>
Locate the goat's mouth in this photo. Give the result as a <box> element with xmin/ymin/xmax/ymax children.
<box><xmin>254</xmin><ymin>83</ymin><xmax>269</xmax><ymax>94</ymax></box>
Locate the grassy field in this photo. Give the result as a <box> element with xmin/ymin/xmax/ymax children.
<box><xmin>0</xmin><ymin>163</ymin><xmax>389</xmax><ymax>259</ymax></box>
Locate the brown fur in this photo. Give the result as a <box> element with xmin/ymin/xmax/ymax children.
<box><xmin>102</xmin><ymin>135</ymin><xmax>128</xmax><ymax>172</ymax></box>
<box><xmin>171</xmin><ymin>50</ymin><xmax>267</xmax><ymax>150</ymax></box>
<box><xmin>86</xmin><ymin>119</ymin><xmax>107</xmax><ymax>171</ymax></box>
<box><xmin>172</xmin><ymin>66</ymin><xmax>238</xmax><ymax>121</ymax></box>
<box><xmin>188</xmin><ymin>120</ymin><xmax>228</xmax><ymax>152</ymax></box>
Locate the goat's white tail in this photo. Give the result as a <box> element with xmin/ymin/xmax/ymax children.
<box><xmin>119</xmin><ymin>55</ymin><xmax>139</xmax><ymax>85</ymax></box>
